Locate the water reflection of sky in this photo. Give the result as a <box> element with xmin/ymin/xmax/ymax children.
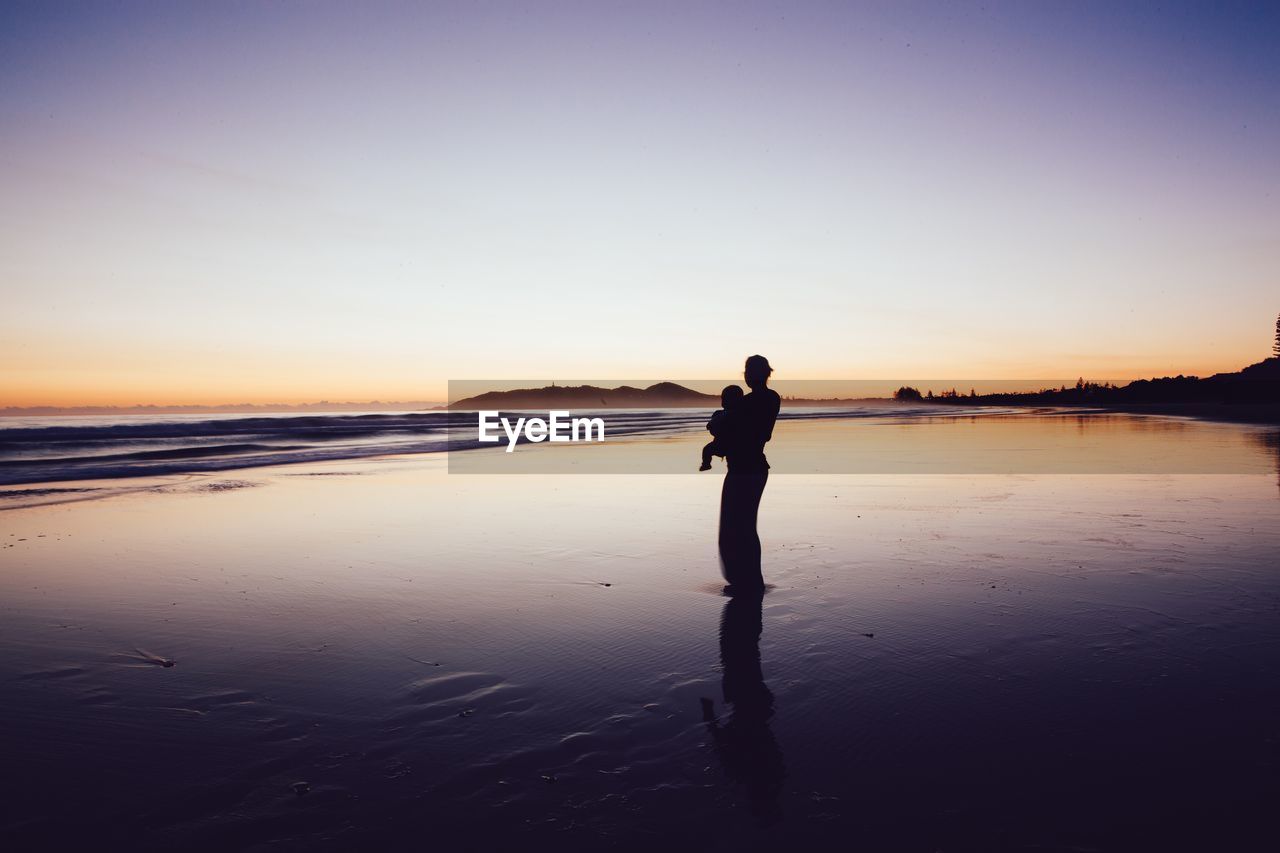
<box><xmin>1254</xmin><ymin>428</ymin><xmax>1280</xmax><ymax>492</ymax></box>
<box><xmin>450</xmin><ymin>413</ymin><xmax>1280</xmax><ymax>475</ymax></box>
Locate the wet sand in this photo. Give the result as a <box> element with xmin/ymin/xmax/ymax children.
<box><xmin>2</xmin><ymin>418</ymin><xmax>1279</xmax><ymax>850</ymax></box>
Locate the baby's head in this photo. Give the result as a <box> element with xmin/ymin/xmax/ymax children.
<box><xmin>721</xmin><ymin>384</ymin><xmax>745</xmax><ymax>408</ymax></box>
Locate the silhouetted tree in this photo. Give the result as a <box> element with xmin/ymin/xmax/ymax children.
<box><xmin>893</xmin><ymin>386</ymin><xmax>924</xmax><ymax>402</ymax></box>
<box><xmin>1274</xmin><ymin>313</ymin><xmax>1279</xmax><ymax>357</ymax></box>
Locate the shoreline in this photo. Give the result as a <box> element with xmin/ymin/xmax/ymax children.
<box><xmin>2</xmin><ymin>407</ymin><xmax>1276</xmax><ymax>491</ymax></box>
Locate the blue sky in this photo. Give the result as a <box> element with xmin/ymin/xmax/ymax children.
<box><xmin>2</xmin><ymin>1</ymin><xmax>1277</xmax><ymax>404</ymax></box>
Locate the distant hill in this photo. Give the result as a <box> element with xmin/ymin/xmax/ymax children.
<box><xmin>449</xmin><ymin>382</ymin><xmax>718</xmax><ymax>410</ymax></box>
<box><xmin>448</xmin><ymin>382</ymin><xmax>906</xmax><ymax>410</ymax></box>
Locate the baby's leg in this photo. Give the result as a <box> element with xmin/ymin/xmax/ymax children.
<box><xmin>700</xmin><ymin>441</ymin><xmax>715</xmax><ymax>470</ymax></box>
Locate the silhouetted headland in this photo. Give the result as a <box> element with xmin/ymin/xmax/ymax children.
<box><xmin>448</xmin><ymin>382</ymin><xmax>897</xmax><ymax>410</ymax></box>
<box><xmin>449</xmin><ymin>382</ymin><xmax>718</xmax><ymax>410</ymax></box>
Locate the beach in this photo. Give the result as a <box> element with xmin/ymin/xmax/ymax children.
<box><xmin>7</xmin><ymin>0</ymin><xmax>1280</xmax><ymax>848</ymax></box>
<box><xmin>2</xmin><ymin>414</ymin><xmax>1279</xmax><ymax>850</ymax></box>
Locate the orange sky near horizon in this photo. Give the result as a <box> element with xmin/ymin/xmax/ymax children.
<box><xmin>2</xmin><ymin>306</ymin><xmax>1276</xmax><ymax>408</ymax></box>
<box><xmin>3</xmin><ymin>341</ymin><xmax>1273</xmax><ymax>408</ymax></box>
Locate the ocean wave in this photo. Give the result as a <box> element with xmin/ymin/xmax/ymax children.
<box><xmin>0</xmin><ymin>406</ymin><xmax>1002</xmax><ymax>485</ymax></box>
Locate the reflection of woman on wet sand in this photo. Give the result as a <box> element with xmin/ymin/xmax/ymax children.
<box><xmin>702</xmin><ymin>594</ymin><xmax>785</xmax><ymax>822</ymax></box>
<box><xmin>717</xmin><ymin>355</ymin><xmax>781</xmax><ymax>595</ymax></box>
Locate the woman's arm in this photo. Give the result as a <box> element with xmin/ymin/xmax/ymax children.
<box><xmin>709</xmin><ymin>408</ymin><xmax>741</xmax><ymax>441</ymax></box>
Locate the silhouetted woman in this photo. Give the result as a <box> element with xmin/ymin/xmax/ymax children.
<box><xmin>718</xmin><ymin>355</ymin><xmax>781</xmax><ymax>593</ymax></box>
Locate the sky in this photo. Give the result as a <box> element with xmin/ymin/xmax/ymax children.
<box><xmin>2</xmin><ymin>1</ymin><xmax>1278</xmax><ymax>406</ymax></box>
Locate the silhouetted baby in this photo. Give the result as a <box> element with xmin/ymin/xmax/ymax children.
<box><xmin>700</xmin><ymin>385</ymin><xmax>745</xmax><ymax>470</ymax></box>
